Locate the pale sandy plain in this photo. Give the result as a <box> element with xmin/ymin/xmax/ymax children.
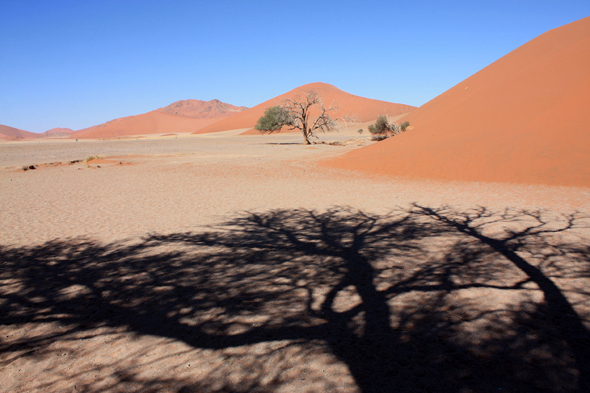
<box><xmin>1</xmin><ymin>127</ymin><xmax>589</xmax><ymax>393</ymax></box>
<box><xmin>2</xmin><ymin>16</ymin><xmax>590</xmax><ymax>393</ymax></box>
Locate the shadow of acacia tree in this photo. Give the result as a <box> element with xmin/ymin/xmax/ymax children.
<box><xmin>1</xmin><ymin>205</ymin><xmax>589</xmax><ymax>392</ymax></box>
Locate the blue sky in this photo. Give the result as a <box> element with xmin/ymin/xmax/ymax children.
<box><xmin>1</xmin><ymin>0</ymin><xmax>588</xmax><ymax>133</ymax></box>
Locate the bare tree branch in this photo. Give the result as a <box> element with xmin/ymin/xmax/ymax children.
<box><xmin>255</xmin><ymin>90</ymin><xmax>355</xmax><ymax>144</ymax></box>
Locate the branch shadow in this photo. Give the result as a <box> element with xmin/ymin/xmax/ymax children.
<box><xmin>261</xmin><ymin>142</ymin><xmax>303</xmax><ymax>145</ymax></box>
<box><xmin>1</xmin><ymin>206</ymin><xmax>589</xmax><ymax>392</ymax></box>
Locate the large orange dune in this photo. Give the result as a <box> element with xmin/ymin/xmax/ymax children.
<box><xmin>194</xmin><ymin>82</ymin><xmax>416</xmax><ymax>135</ymax></box>
<box><xmin>74</xmin><ymin>99</ymin><xmax>246</xmax><ymax>139</ymax></box>
<box><xmin>324</xmin><ymin>16</ymin><xmax>590</xmax><ymax>187</ymax></box>
<box><xmin>0</xmin><ymin>125</ymin><xmax>38</xmax><ymax>140</ymax></box>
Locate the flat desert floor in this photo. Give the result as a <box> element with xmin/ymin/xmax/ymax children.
<box><xmin>1</xmin><ymin>130</ymin><xmax>590</xmax><ymax>392</ymax></box>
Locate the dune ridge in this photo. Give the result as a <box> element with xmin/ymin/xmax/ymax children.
<box><xmin>194</xmin><ymin>82</ymin><xmax>416</xmax><ymax>135</ymax></box>
<box><xmin>74</xmin><ymin>112</ymin><xmax>221</xmax><ymax>139</ymax></box>
<box><xmin>74</xmin><ymin>99</ymin><xmax>247</xmax><ymax>139</ymax></box>
<box><xmin>323</xmin><ymin>16</ymin><xmax>590</xmax><ymax>187</ymax></box>
<box><xmin>0</xmin><ymin>124</ymin><xmax>38</xmax><ymax>140</ymax></box>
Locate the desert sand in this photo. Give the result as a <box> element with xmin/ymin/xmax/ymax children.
<box><xmin>2</xmin><ymin>15</ymin><xmax>590</xmax><ymax>393</ymax></box>
<box><xmin>194</xmin><ymin>82</ymin><xmax>416</xmax><ymax>136</ymax></box>
<box><xmin>324</xmin><ymin>16</ymin><xmax>590</xmax><ymax>188</ymax></box>
<box><xmin>1</xmin><ymin>129</ymin><xmax>589</xmax><ymax>392</ymax></box>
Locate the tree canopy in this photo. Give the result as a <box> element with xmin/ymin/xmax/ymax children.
<box><xmin>254</xmin><ymin>106</ymin><xmax>291</xmax><ymax>132</ymax></box>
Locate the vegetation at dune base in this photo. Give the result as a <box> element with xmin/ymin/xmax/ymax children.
<box><xmin>254</xmin><ymin>106</ymin><xmax>291</xmax><ymax>132</ymax></box>
<box><xmin>368</xmin><ymin>115</ymin><xmax>410</xmax><ymax>141</ymax></box>
<box><xmin>255</xmin><ymin>90</ymin><xmax>349</xmax><ymax>145</ymax></box>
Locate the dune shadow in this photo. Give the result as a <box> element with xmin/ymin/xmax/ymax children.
<box><xmin>1</xmin><ymin>205</ymin><xmax>589</xmax><ymax>392</ymax></box>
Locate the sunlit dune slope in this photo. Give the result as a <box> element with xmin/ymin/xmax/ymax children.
<box><xmin>0</xmin><ymin>125</ymin><xmax>38</xmax><ymax>139</ymax></box>
<box><xmin>73</xmin><ymin>112</ymin><xmax>220</xmax><ymax>139</ymax></box>
<box><xmin>194</xmin><ymin>82</ymin><xmax>416</xmax><ymax>135</ymax></box>
<box><xmin>323</xmin><ymin>17</ymin><xmax>590</xmax><ymax>187</ymax></box>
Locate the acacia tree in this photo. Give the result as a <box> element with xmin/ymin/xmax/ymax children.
<box><xmin>255</xmin><ymin>90</ymin><xmax>342</xmax><ymax>144</ymax></box>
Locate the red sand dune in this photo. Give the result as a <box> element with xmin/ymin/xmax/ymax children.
<box><xmin>156</xmin><ymin>99</ymin><xmax>247</xmax><ymax>118</ymax></box>
<box><xmin>324</xmin><ymin>17</ymin><xmax>590</xmax><ymax>187</ymax></box>
<box><xmin>74</xmin><ymin>99</ymin><xmax>245</xmax><ymax>139</ymax></box>
<box><xmin>0</xmin><ymin>125</ymin><xmax>38</xmax><ymax>140</ymax></box>
<box><xmin>73</xmin><ymin>112</ymin><xmax>220</xmax><ymax>139</ymax></box>
<box><xmin>193</xmin><ymin>82</ymin><xmax>416</xmax><ymax>135</ymax></box>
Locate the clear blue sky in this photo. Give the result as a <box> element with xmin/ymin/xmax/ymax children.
<box><xmin>1</xmin><ymin>0</ymin><xmax>588</xmax><ymax>133</ymax></box>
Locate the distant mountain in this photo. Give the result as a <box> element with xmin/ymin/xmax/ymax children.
<box><xmin>155</xmin><ymin>99</ymin><xmax>247</xmax><ymax>118</ymax></box>
<box><xmin>41</xmin><ymin>128</ymin><xmax>74</xmax><ymax>138</ymax></box>
<box><xmin>194</xmin><ymin>82</ymin><xmax>416</xmax><ymax>135</ymax></box>
<box><xmin>0</xmin><ymin>124</ymin><xmax>38</xmax><ymax>140</ymax></box>
<box><xmin>324</xmin><ymin>16</ymin><xmax>590</xmax><ymax>187</ymax></box>
<box><xmin>43</xmin><ymin>127</ymin><xmax>74</xmax><ymax>135</ymax></box>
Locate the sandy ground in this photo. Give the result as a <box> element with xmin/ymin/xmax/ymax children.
<box><xmin>1</xmin><ymin>130</ymin><xmax>589</xmax><ymax>392</ymax></box>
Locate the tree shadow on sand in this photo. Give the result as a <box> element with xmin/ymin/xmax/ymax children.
<box><xmin>1</xmin><ymin>205</ymin><xmax>589</xmax><ymax>392</ymax></box>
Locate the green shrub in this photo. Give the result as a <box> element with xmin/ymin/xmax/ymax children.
<box><xmin>255</xmin><ymin>106</ymin><xmax>291</xmax><ymax>132</ymax></box>
<box><xmin>376</xmin><ymin>116</ymin><xmax>390</xmax><ymax>134</ymax></box>
<box><xmin>368</xmin><ymin>116</ymin><xmax>411</xmax><ymax>140</ymax></box>
<box><xmin>369</xmin><ymin>115</ymin><xmax>392</xmax><ymax>135</ymax></box>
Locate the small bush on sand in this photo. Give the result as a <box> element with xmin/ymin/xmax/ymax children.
<box><xmin>368</xmin><ymin>116</ymin><xmax>410</xmax><ymax>141</ymax></box>
<box><xmin>84</xmin><ymin>154</ymin><xmax>104</xmax><ymax>163</ymax></box>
